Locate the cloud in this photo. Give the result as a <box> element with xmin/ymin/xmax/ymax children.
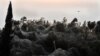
<box><xmin>0</xmin><ymin>0</ymin><xmax>100</xmax><ymax>28</ymax></box>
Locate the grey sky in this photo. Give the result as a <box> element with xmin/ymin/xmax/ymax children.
<box><xmin>0</xmin><ymin>0</ymin><xmax>100</xmax><ymax>28</ymax></box>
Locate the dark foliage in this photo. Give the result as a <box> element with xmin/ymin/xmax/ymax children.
<box><xmin>88</xmin><ymin>21</ymin><xmax>96</xmax><ymax>30</ymax></box>
<box><xmin>0</xmin><ymin>2</ymin><xmax>13</xmax><ymax>56</ymax></box>
<box><xmin>95</xmin><ymin>21</ymin><xmax>100</xmax><ymax>33</ymax></box>
<box><xmin>1</xmin><ymin>1</ymin><xmax>100</xmax><ymax>56</ymax></box>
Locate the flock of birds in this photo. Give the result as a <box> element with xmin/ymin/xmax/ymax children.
<box><xmin>1</xmin><ymin>1</ymin><xmax>100</xmax><ymax>56</ymax></box>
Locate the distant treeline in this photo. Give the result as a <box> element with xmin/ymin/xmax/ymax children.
<box><xmin>1</xmin><ymin>1</ymin><xmax>100</xmax><ymax>56</ymax></box>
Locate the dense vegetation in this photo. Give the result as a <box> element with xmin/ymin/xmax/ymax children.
<box><xmin>1</xmin><ymin>2</ymin><xmax>100</xmax><ymax>56</ymax></box>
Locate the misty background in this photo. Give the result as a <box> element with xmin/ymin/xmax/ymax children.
<box><xmin>0</xmin><ymin>0</ymin><xmax>100</xmax><ymax>28</ymax></box>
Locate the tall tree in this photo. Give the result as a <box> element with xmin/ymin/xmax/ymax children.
<box><xmin>0</xmin><ymin>1</ymin><xmax>13</xmax><ymax>56</ymax></box>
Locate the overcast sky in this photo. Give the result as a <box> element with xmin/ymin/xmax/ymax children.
<box><xmin>0</xmin><ymin>0</ymin><xmax>100</xmax><ymax>28</ymax></box>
